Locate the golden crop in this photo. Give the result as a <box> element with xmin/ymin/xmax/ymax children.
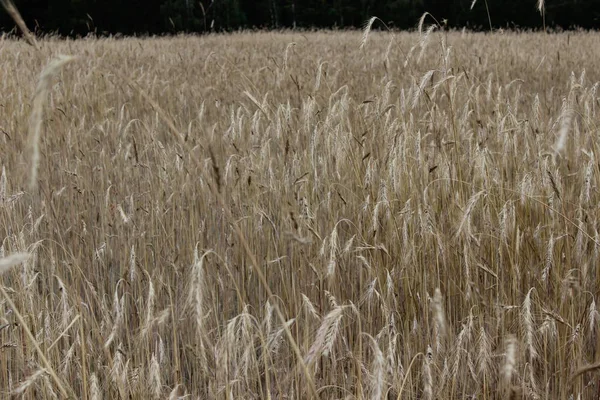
<box><xmin>1</xmin><ymin>30</ymin><xmax>599</xmax><ymax>398</ymax></box>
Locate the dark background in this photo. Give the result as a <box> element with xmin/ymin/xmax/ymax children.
<box><xmin>2</xmin><ymin>0</ymin><xmax>600</xmax><ymax>36</ymax></box>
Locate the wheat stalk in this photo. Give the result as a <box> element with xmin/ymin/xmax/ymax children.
<box><xmin>0</xmin><ymin>0</ymin><xmax>38</xmax><ymax>49</ymax></box>
<box><xmin>28</xmin><ymin>55</ymin><xmax>76</xmax><ymax>190</ymax></box>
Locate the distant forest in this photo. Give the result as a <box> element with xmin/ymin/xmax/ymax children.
<box><xmin>1</xmin><ymin>0</ymin><xmax>600</xmax><ymax>36</ymax></box>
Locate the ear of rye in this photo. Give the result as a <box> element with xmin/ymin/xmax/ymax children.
<box><xmin>537</xmin><ymin>0</ymin><xmax>545</xmax><ymax>12</ymax></box>
<box><xmin>360</xmin><ymin>17</ymin><xmax>377</xmax><ymax>49</ymax></box>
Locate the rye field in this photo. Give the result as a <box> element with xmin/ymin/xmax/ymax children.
<box><xmin>1</xmin><ymin>29</ymin><xmax>600</xmax><ymax>399</ymax></box>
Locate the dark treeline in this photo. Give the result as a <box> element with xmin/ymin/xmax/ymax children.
<box><xmin>1</xmin><ymin>0</ymin><xmax>600</xmax><ymax>36</ymax></box>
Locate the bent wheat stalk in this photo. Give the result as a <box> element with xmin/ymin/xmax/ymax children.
<box><xmin>0</xmin><ymin>0</ymin><xmax>38</xmax><ymax>49</ymax></box>
<box><xmin>28</xmin><ymin>55</ymin><xmax>76</xmax><ymax>190</ymax></box>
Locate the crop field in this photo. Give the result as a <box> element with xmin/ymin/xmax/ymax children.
<box><xmin>2</xmin><ymin>29</ymin><xmax>600</xmax><ymax>399</ymax></box>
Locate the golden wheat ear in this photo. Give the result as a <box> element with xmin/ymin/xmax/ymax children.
<box><xmin>0</xmin><ymin>0</ymin><xmax>38</xmax><ymax>49</ymax></box>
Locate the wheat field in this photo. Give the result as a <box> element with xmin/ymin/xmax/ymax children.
<box><xmin>1</xmin><ymin>29</ymin><xmax>600</xmax><ymax>399</ymax></box>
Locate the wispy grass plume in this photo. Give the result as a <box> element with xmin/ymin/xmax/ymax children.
<box><xmin>0</xmin><ymin>253</ymin><xmax>29</xmax><ymax>275</ymax></box>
